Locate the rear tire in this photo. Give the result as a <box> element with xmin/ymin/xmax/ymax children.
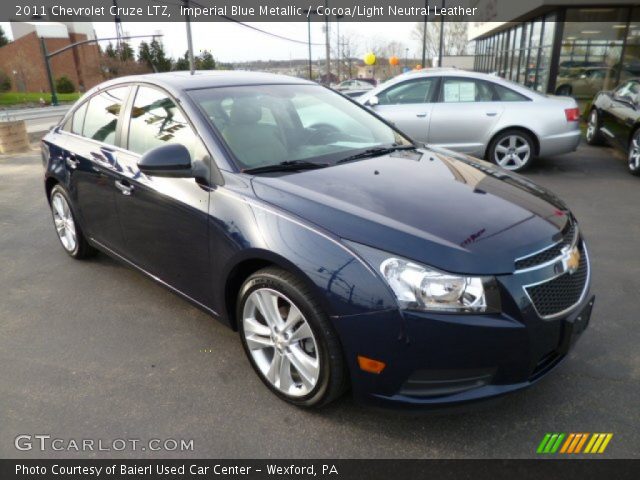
<box><xmin>585</xmin><ymin>109</ymin><xmax>604</xmax><ymax>146</ymax></box>
<box><xmin>237</xmin><ymin>267</ymin><xmax>347</xmax><ymax>408</ymax></box>
<box><xmin>49</xmin><ymin>185</ymin><xmax>96</xmax><ymax>259</ymax></box>
<box><xmin>628</xmin><ymin>129</ymin><xmax>640</xmax><ymax>177</ymax></box>
<box><xmin>487</xmin><ymin>129</ymin><xmax>535</xmax><ymax>172</ymax></box>
<box><xmin>555</xmin><ymin>85</ymin><xmax>572</xmax><ymax>96</ymax></box>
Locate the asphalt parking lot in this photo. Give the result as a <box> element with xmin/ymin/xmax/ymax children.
<box><xmin>1</xmin><ymin>141</ymin><xmax>638</xmax><ymax>459</ymax></box>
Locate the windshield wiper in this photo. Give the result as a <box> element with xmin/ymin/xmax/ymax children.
<box><xmin>336</xmin><ymin>144</ymin><xmax>417</xmax><ymax>164</ymax></box>
<box><xmin>242</xmin><ymin>160</ymin><xmax>329</xmax><ymax>174</ymax></box>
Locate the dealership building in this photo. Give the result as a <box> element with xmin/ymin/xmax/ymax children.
<box><xmin>469</xmin><ymin>0</ymin><xmax>640</xmax><ymax>99</ymax></box>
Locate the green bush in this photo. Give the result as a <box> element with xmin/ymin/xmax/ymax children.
<box><xmin>0</xmin><ymin>70</ymin><xmax>11</xmax><ymax>92</ymax></box>
<box><xmin>55</xmin><ymin>76</ymin><xmax>75</xmax><ymax>94</ymax></box>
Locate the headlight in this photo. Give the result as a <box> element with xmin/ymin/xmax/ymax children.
<box><xmin>346</xmin><ymin>241</ymin><xmax>500</xmax><ymax>313</ymax></box>
<box><xmin>380</xmin><ymin>257</ymin><xmax>488</xmax><ymax>312</ymax></box>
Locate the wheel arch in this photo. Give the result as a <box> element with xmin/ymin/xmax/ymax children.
<box><xmin>44</xmin><ymin>176</ymin><xmax>59</xmax><ymax>204</ymax></box>
<box><xmin>221</xmin><ymin>250</ymin><xmax>331</xmax><ymax>332</ymax></box>
<box><xmin>485</xmin><ymin>126</ymin><xmax>540</xmax><ymax>160</ymax></box>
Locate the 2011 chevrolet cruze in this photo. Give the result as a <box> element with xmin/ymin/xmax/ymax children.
<box><xmin>42</xmin><ymin>71</ymin><xmax>594</xmax><ymax>408</ymax></box>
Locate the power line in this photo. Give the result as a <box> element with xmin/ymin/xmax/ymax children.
<box><xmin>186</xmin><ymin>0</ymin><xmax>324</xmax><ymax>46</ymax></box>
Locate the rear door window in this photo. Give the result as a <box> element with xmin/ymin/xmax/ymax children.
<box><xmin>441</xmin><ymin>77</ymin><xmax>494</xmax><ymax>102</ymax></box>
<box><xmin>82</xmin><ymin>87</ymin><xmax>129</xmax><ymax>145</ymax></box>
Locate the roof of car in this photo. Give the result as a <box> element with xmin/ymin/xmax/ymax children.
<box><xmin>98</xmin><ymin>70</ymin><xmax>314</xmax><ymax>92</ymax></box>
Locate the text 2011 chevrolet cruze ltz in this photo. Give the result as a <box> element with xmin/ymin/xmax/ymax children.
<box><xmin>42</xmin><ymin>71</ymin><xmax>594</xmax><ymax>408</ymax></box>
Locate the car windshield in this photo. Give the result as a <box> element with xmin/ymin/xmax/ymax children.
<box><xmin>189</xmin><ymin>84</ymin><xmax>410</xmax><ymax>170</ymax></box>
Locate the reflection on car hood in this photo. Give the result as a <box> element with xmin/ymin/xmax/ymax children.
<box><xmin>250</xmin><ymin>149</ymin><xmax>570</xmax><ymax>274</ymax></box>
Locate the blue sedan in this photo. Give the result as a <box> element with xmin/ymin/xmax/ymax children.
<box><xmin>41</xmin><ymin>71</ymin><xmax>593</xmax><ymax>408</ymax></box>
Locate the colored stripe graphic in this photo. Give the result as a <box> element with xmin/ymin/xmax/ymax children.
<box><xmin>585</xmin><ymin>433</ymin><xmax>613</xmax><ymax>454</ymax></box>
<box><xmin>537</xmin><ymin>433</ymin><xmax>565</xmax><ymax>454</ymax></box>
<box><xmin>539</xmin><ymin>433</ymin><xmax>613</xmax><ymax>454</ymax></box>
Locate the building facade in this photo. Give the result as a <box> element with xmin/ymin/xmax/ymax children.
<box><xmin>0</xmin><ymin>22</ymin><xmax>102</xmax><ymax>93</ymax></box>
<box><xmin>470</xmin><ymin>1</ymin><xmax>640</xmax><ymax>101</ymax></box>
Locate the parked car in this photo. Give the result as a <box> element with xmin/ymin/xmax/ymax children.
<box><xmin>555</xmin><ymin>67</ymin><xmax>630</xmax><ymax>99</ymax></box>
<box><xmin>340</xmin><ymin>89</ymin><xmax>370</xmax><ymax>99</ymax></box>
<box><xmin>586</xmin><ymin>78</ymin><xmax>640</xmax><ymax>176</ymax></box>
<box><xmin>333</xmin><ymin>79</ymin><xmax>375</xmax><ymax>92</ymax></box>
<box><xmin>43</xmin><ymin>71</ymin><xmax>593</xmax><ymax>409</ymax></box>
<box><xmin>358</xmin><ymin>69</ymin><xmax>581</xmax><ymax>171</ymax></box>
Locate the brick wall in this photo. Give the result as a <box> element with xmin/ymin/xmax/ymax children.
<box><xmin>0</xmin><ymin>31</ymin><xmax>103</xmax><ymax>93</ymax></box>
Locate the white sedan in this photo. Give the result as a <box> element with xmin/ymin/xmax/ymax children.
<box><xmin>357</xmin><ymin>69</ymin><xmax>581</xmax><ymax>171</ymax></box>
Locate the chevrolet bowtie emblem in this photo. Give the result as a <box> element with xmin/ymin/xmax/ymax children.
<box><xmin>561</xmin><ymin>245</ymin><xmax>581</xmax><ymax>274</ymax></box>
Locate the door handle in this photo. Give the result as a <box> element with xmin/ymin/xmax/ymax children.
<box><xmin>114</xmin><ymin>179</ymin><xmax>134</xmax><ymax>196</ymax></box>
<box><xmin>486</xmin><ymin>111</ymin><xmax>498</xmax><ymax>117</ymax></box>
<box><xmin>65</xmin><ymin>154</ymin><xmax>79</xmax><ymax>169</ymax></box>
<box><xmin>416</xmin><ymin>113</ymin><xmax>428</xmax><ymax>118</ymax></box>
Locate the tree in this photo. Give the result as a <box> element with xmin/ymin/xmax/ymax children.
<box><xmin>196</xmin><ymin>50</ymin><xmax>216</xmax><ymax>70</ymax></box>
<box><xmin>118</xmin><ymin>41</ymin><xmax>135</xmax><ymax>62</ymax></box>
<box><xmin>174</xmin><ymin>51</ymin><xmax>190</xmax><ymax>71</ymax></box>
<box><xmin>138</xmin><ymin>41</ymin><xmax>153</xmax><ymax>69</ymax></box>
<box><xmin>412</xmin><ymin>22</ymin><xmax>470</xmax><ymax>64</ymax></box>
<box><xmin>104</xmin><ymin>42</ymin><xmax>117</xmax><ymax>58</ymax></box>
<box><xmin>149</xmin><ymin>39</ymin><xmax>172</xmax><ymax>72</ymax></box>
<box><xmin>0</xmin><ymin>26</ymin><xmax>9</xmax><ymax>48</ymax></box>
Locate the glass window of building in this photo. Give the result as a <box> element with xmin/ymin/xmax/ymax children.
<box><xmin>622</xmin><ymin>8</ymin><xmax>640</xmax><ymax>83</ymax></box>
<box><xmin>556</xmin><ymin>7</ymin><xmax>629</xmax><ymax>98</ymax></box>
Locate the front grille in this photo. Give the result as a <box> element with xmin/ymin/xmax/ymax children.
<box><xmin>525</xmin><ymin>243</ymin><xmax>588</xmax><ymax>318</ymax></box>
<box><xmin>515</xmin><ymin>221</ymin><xmax>578</xmax><ymax>270</ymax></box>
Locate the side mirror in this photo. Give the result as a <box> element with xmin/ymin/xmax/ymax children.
<box><xmin>138</xmin><ymin>143</ymin><xmax>193</xmax><ymax>178</ymax></box>
<box><xmin>366</xmin><ymin>95</ymin><xmax>379</xmax><ymax>107</ymax></box>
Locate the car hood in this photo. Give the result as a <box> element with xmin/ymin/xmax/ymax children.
<box><xmin>250</xmin><ymin>149</ymin><xmax>571</xmax><ymax>274</ymax></box>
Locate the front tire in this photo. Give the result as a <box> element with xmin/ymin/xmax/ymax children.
<box><xmin>556</xmin><ymin>85</ymin><xmax>572</xmax><ymax>96</ymax></box>
<box><xmin>586</xmin><ymin>109</ymin><xmax>604</xmax><ymax>146</ymax></box>
<box><xmin>237</xmin><ymin>267</ymin><xmax>347</xmax><ymax>407</ymax></box>
<box><xmin>628</xmin><ymin>129</ymin><xmax>640</xmax><ymax>176</ymax></box>
<box><xmin>488</xmin><ymin>130</ymin><xmax>535</xmax><ymax>172</ymax></box>
<box><xmin>49</xmin><ymin>185</ymin><xmax>96</xmax><ymax>259</ymax></box>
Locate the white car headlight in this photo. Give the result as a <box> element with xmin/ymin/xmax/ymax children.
<box><xmin>345</xmin><ymin>241</ymin><xmax>500</xmax><ymax>313</ymax></box>
<box><xmin>380</xmin><ymin>258</ymin><xmax>487</xmax><ymax>312</ymax></box>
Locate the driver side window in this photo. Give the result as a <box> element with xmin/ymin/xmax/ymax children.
<box><xmin>377</xmin><ymin>78</ymin><xmax>437</xmax><ymax>105</ymax></box>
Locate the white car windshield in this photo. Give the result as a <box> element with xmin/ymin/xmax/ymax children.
<box><xmin>189</xmin><ymin>84</ymin><xmax>410</xmax><ymax>169</ymax></box>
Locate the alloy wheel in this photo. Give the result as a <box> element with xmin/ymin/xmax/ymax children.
<box><xmin>629</xmin><ymin>133</ymin><xmax>640</xmax><ymax>172</ymax></box>
<box><xmin>51</xmin><ymin>192</ymin><xmax>77</xmax><ymax>253</ymax></box>
<box><xmin>494</xmin><ymin>134</ymin><xmax>531</xmax><ymax>170</ymax></box>
<box><xmin>586</xmin><ymin>111</ymin><xmax>598</xmax><ymax>142</ymax></box>
<box><xmin>242</xmin><ymin>288</ymin><xmax>320</xmax><ymax>397</ymax></box>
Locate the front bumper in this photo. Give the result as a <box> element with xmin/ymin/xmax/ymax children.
<box><xmin>332</xmin><ymin>291</ymin><xmax>594</xmax><ymax>409</ymax></box>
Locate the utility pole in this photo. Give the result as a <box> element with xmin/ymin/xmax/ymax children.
<box><xmin>438</xmin><ymin>0</ymin><xmax>445</xmax><ymax>67</ymax></box>
<box><xmin>336</xmin><ymin>14</ymin><xmax>344</xmax><ymax>81</ymax></box>
<box><xmin>182</xmin><ymin>0</ymin><xmax>196</xmax><ymax>74</ymax></box>
<box><xmin>421</xmin><ymin>0</ymin><xmax>428</xmax><ymax>68</ymax></box>
<box><xmin>40</xmin><ymin>37</ymin><xmax>58</xmax><ymax>106</ymax></box>
<box><xmin>304</xmin><ymin>8</ymin><xmax>313</xmax><ymax>80</ymax></box>
<box><xmin>324</xmin><ymin>0</ymin><xmax>330</xmax><ymax>84</ymax></box>
<box><xmin>112</xmin><ymin>0</ymin><xmax>124</xmax><ymax>52</ymax></box>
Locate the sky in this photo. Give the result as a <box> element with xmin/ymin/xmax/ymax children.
<box><xmin>1</xmin><ymin>21</ymin><xmax>423</xmax><ymax>63</ymax></box>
